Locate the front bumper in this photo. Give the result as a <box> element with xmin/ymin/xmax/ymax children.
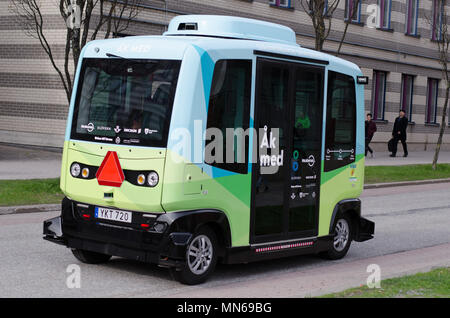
<box><xmin>43</xmin><ymin>198</ymin><xmax>192</xmax><ymax>268</ymax></box>
<box><xmin>354</xmin><ymin>217</ymin><xmax>375</xmax><ymax>242</ymax></box>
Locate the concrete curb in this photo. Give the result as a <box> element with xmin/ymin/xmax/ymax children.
<box><xmin>0</xmin><ymin>178</ymin><xmax>449</xmax><ymax>215</ymax></box>
<box><xmin>0</xmin><ymin>203</ymin><xmax>59</xmax><ymax>215</ymax></box>
<box><xmin>364</xmin><ymin>177</ymin><xmax>450</xmax><ymax>189</ymax></box>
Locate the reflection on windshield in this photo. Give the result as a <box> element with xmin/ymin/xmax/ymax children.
<box><xmin>71</xmin><ymin>58</ymin><xmax>181</xmax><ymax>147</ymax></box>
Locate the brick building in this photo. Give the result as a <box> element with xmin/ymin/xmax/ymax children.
<box><xmin>0</xmin><ymin>0</ymin><xmax>448</xmax><ymax>150</ymax></box>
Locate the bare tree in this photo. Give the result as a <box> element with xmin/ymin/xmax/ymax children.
<box><xmin>298</xmin><ymin>0</ymin><xmax>340</xmax><ymax>52</ymax></box>
<box><xmin>10</xmin><ymin>0</ymin><xmax>141</xmax><ymax>102</ymax></box>
<box><xmin>426</xmin><ymin>0</ymin><xmax>450</xmax><ymax>170</ymax></box>
<box><xmin>336</xmin><ymin>0</ymin><xmax>361</xmax><ymax>56</ymax></box>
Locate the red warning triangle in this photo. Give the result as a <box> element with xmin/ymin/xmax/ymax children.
<box><xmin>96</xmin><ymin>151</ymin><xmax>125</xmax><ymax>187</ymax></box>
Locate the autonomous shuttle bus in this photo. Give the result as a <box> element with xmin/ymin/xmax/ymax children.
<box><xmin>44</xmin><ymin>15</ymin><xmax>374</xmax><ymax>285</ymax></box>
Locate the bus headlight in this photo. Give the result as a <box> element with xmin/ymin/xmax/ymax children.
<box><xmin>81</xmin><ymin>167</ymin><xmax>90</xmax><ymax>178</ymax></box>
<box><xmin>147</xmin><ymin>172</ymin><xmax>159</xmax><ymax>187</ymax></box>
<box><xmin>70</xmin><ymin>163</ymin><xmax>81</xmax><ymax>177</ymax></box>
<box><xmin>137</xmin><ymin>174</ymin><xmax>146</xmax><ymax>185</ymax></box>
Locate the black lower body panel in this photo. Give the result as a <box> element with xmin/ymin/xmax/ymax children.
<box><xmin>224</xmin><ymin>235</ymin><xmax>333</xmax><ymax>264</ymax></box>
<box><xmin>42</xmin><ymin>198</ymin><xmax>189</xmax><ymax>268</ymax></box>
<box><xmin>43</xmin><ymin>198</ymin><xmax>373</xmax><ymax>268</ymax></box>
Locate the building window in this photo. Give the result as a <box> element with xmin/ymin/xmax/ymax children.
<box><xmin>405</xmin><ymin>0</ymin><xmax>419</xmax><ymax>36</ymax></box>
<box><xmin>345</xmin><ymin>0</ymin><xmax>362</xmax><ymax>23</ymax></box>
<box><xmin>401</xmin><ymin>75</ymin><xmax>415</xmax><ymax>122</ymax></box>
<box><xmin>324</xmin><ymin>0</ymin><xmax>329</xmax><ymax>16</ymax></box>
<box><xmin>378</xmin><ymin>0</ymin><xmax>392</xmax><ymax>29</ymax></box>
<box><xmin>431</xmin><ymin>0</ymin><xmax>444</xmax><ymax>41</ymax></box>
<box><xmin>371</xmin><ymin>70</ymin><xmax>387</xmax><ymax>121</ymax></box>
<box><xmin>426</xmin><ymin>78</ymin><xmax>439</xmax><ymax>124</ymax></box>
<box><xmin>269</xmin><ymin>0</ymin><xmax>292</xmax><ymax>8</ymax></box>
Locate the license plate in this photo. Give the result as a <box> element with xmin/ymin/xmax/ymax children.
<box><xmin>95</xmin><ymin>207</ymin><xmax>132</xmax><ymax>223</ymax></box>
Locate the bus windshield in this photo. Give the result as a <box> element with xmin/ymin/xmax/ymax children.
<box><xmin>70</xmin><ymin>58</ymin><xmax>181</xmax><ymax>147</ymax></box>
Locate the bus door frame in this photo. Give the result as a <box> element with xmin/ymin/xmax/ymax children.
<box><xmin>249</xmin><ymin>52</ymin><xmax>328</xmax><ymax>245</ymax></box>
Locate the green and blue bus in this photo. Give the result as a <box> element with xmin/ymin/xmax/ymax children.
<box><xmin>44</xmin><ymin>15</ymin><xmax>374</xmax><ymax>285</ymax></box>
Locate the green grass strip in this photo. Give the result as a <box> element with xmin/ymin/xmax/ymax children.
<box><xmin>0</xmin><ymin>178</ymin><xmax>64</xmax><ymax>207</ymax></box>
<box><xmin>321</xmin><ymin>267</ymin><xmax>450</xmax><ymax>298</ymax></box>
<box><xmin>365</xmin><ymin>163</ymin><xmax>450</xmax><ymax>184</ymax></box>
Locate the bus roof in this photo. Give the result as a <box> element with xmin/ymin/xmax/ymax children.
<box><xmin>81</xmin><ymin>15</ymin><xmax>361</xmax><ymax>76</ymax></box>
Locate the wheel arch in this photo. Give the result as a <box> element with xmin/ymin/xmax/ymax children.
<box><xmin>159</xmin><ymin>209</ymin><xmax>232</xmax><ymax>252</ymax></box>
<box><xmin>329</xmin><ymin>199</ymin><xmax>361</xmax><ymax>239</ymax></box>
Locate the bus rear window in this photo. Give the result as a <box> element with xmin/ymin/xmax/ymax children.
<box><xmin>71</xmin><ymin>58</ymin><xmax>181</xmax><ymax>147</ymax></box>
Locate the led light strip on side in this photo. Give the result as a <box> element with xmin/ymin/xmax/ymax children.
<box><xmin>255</xmin><ymin>241</ymin><xmax>314</xmax><ymax>253</ymax></box>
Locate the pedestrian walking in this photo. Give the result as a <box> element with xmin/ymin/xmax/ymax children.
<box><xmin>365</xmin><ymin>113</ymin><xmax>377</xmax><ymax>157</ymax></box>
<box><xmin>390</xmin><ymin>110</ymin><xmax>408</xmax><ymax>157</ymax></box>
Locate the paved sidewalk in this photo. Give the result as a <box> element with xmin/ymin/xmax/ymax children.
<box><xmin>0</xmin><ymin>143</ymin><xmax>61</xmax><ymax>180</ymax></box>
<box><xmin>364</xmin><ymin>151</ymin><xmax>450</xmax><ymax>166</ymax></box>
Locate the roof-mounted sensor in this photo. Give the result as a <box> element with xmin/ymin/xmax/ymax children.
<box><xmin>164</xmin><ymin>15</ymin><xmax>299</xmax><ymax>46</ymax></box>
<box><xmin>177</xmin><ymin>22</ymin><xmax>198</xmax><ymax>31</ymax></box>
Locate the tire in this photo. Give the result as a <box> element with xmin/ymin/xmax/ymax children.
<box><xmin>320</xmin><ymin>213</ymin><xmax>353</xmax><ymax>260</ymax></box>
<box><xmin>170</xmin><ymin>226</ymin><xmax>218</xmax><ymax>285</ymax></box>
<box><xmin>71</xmin><ymin>248</ymin><xmax>112</xmax><ymax>264</ymax></box>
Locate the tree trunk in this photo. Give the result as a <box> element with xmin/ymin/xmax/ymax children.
<box><xmin>64</xmin><ymin>29</ymin><xmax>72</xmax><ymax>101</ymax></box>
<box><xmin>336</xmin><ymin>22</ymin><xmax>350</xmax><ymax>56</ymax></box>
<box><xmin>336</xmin><ymin>0</ymin><xmax>359</xmax><ymax>56</ymax></box>
<box><xmin>432</xmin><ymin>82</ymin><xmax>450</xmax><ymax>170</ymax></box>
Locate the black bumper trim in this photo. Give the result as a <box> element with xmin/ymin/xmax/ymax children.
<box><xmin>42</xmin><ymin>197</ymin><xmax>235</xmax><ymax>269</ymax></box>
<box><xmin>354</xmin><ymin>217</ymin><xmax>375</xmax><ymax>242</ymax></box>
<box><xmin>43</xmin><ymin>215</ymin><xmax>188</xmax><ymax>268</ymax></box>
<box><xmin>67</xmin><ymin>236</ymin><xmax>160</xmax><ymax>264</ymax></box>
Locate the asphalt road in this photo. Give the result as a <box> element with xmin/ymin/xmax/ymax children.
<box><xmin>0</xmin><ymin>183</ymin><xmax>449</xmax><ymax>297</ymax></box>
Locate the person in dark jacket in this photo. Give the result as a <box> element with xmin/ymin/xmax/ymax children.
<box><xmin>365</xmin><ymin>113</ymin><xmax>377</xmax><ymax>157</ymax></box>
<box><xmin>390</xmin><ymin>110</ymin><xmax>408</xmax><ymax>157</ymax></box>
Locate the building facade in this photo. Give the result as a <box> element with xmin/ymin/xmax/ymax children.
<box><xmin>0</xmin><ymin>0</ymin><xmax>449</xmax><ymax>150</ymax></box>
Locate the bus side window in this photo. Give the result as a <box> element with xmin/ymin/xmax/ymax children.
<box><xmin>204</xmin><ymin>60</ymin><xmax>252</xmax><ymax>174</ymax></box>
<box><xmin>324</xmin><ymin>71</ymin><xmax>356</xmax><ymax>172</ymax></box>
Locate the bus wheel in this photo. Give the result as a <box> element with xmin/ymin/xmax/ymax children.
<box><xmin>71</xmin><ymin>248</ymin><xmax>112</xmax><ymax>264</ymax></box>
<box><xmin>170</xmin><ymin>226</ymin><xmax>218</xmax><ymax>285</ymax></box>
<box><xmin>321</xmin><ymin>213</ymin><xmax>353</xmax><ymax>260</ymax></box>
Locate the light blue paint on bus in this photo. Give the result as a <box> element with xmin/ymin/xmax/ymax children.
<box><xmin>64</xmin><ymin>15</ymin><xmax>366</xmax><ymax>174</ymax></box>
<box><xmin>192</xmin><ymin>45</ymin><xmax>215</xmax><ymax>112</ymax></box>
